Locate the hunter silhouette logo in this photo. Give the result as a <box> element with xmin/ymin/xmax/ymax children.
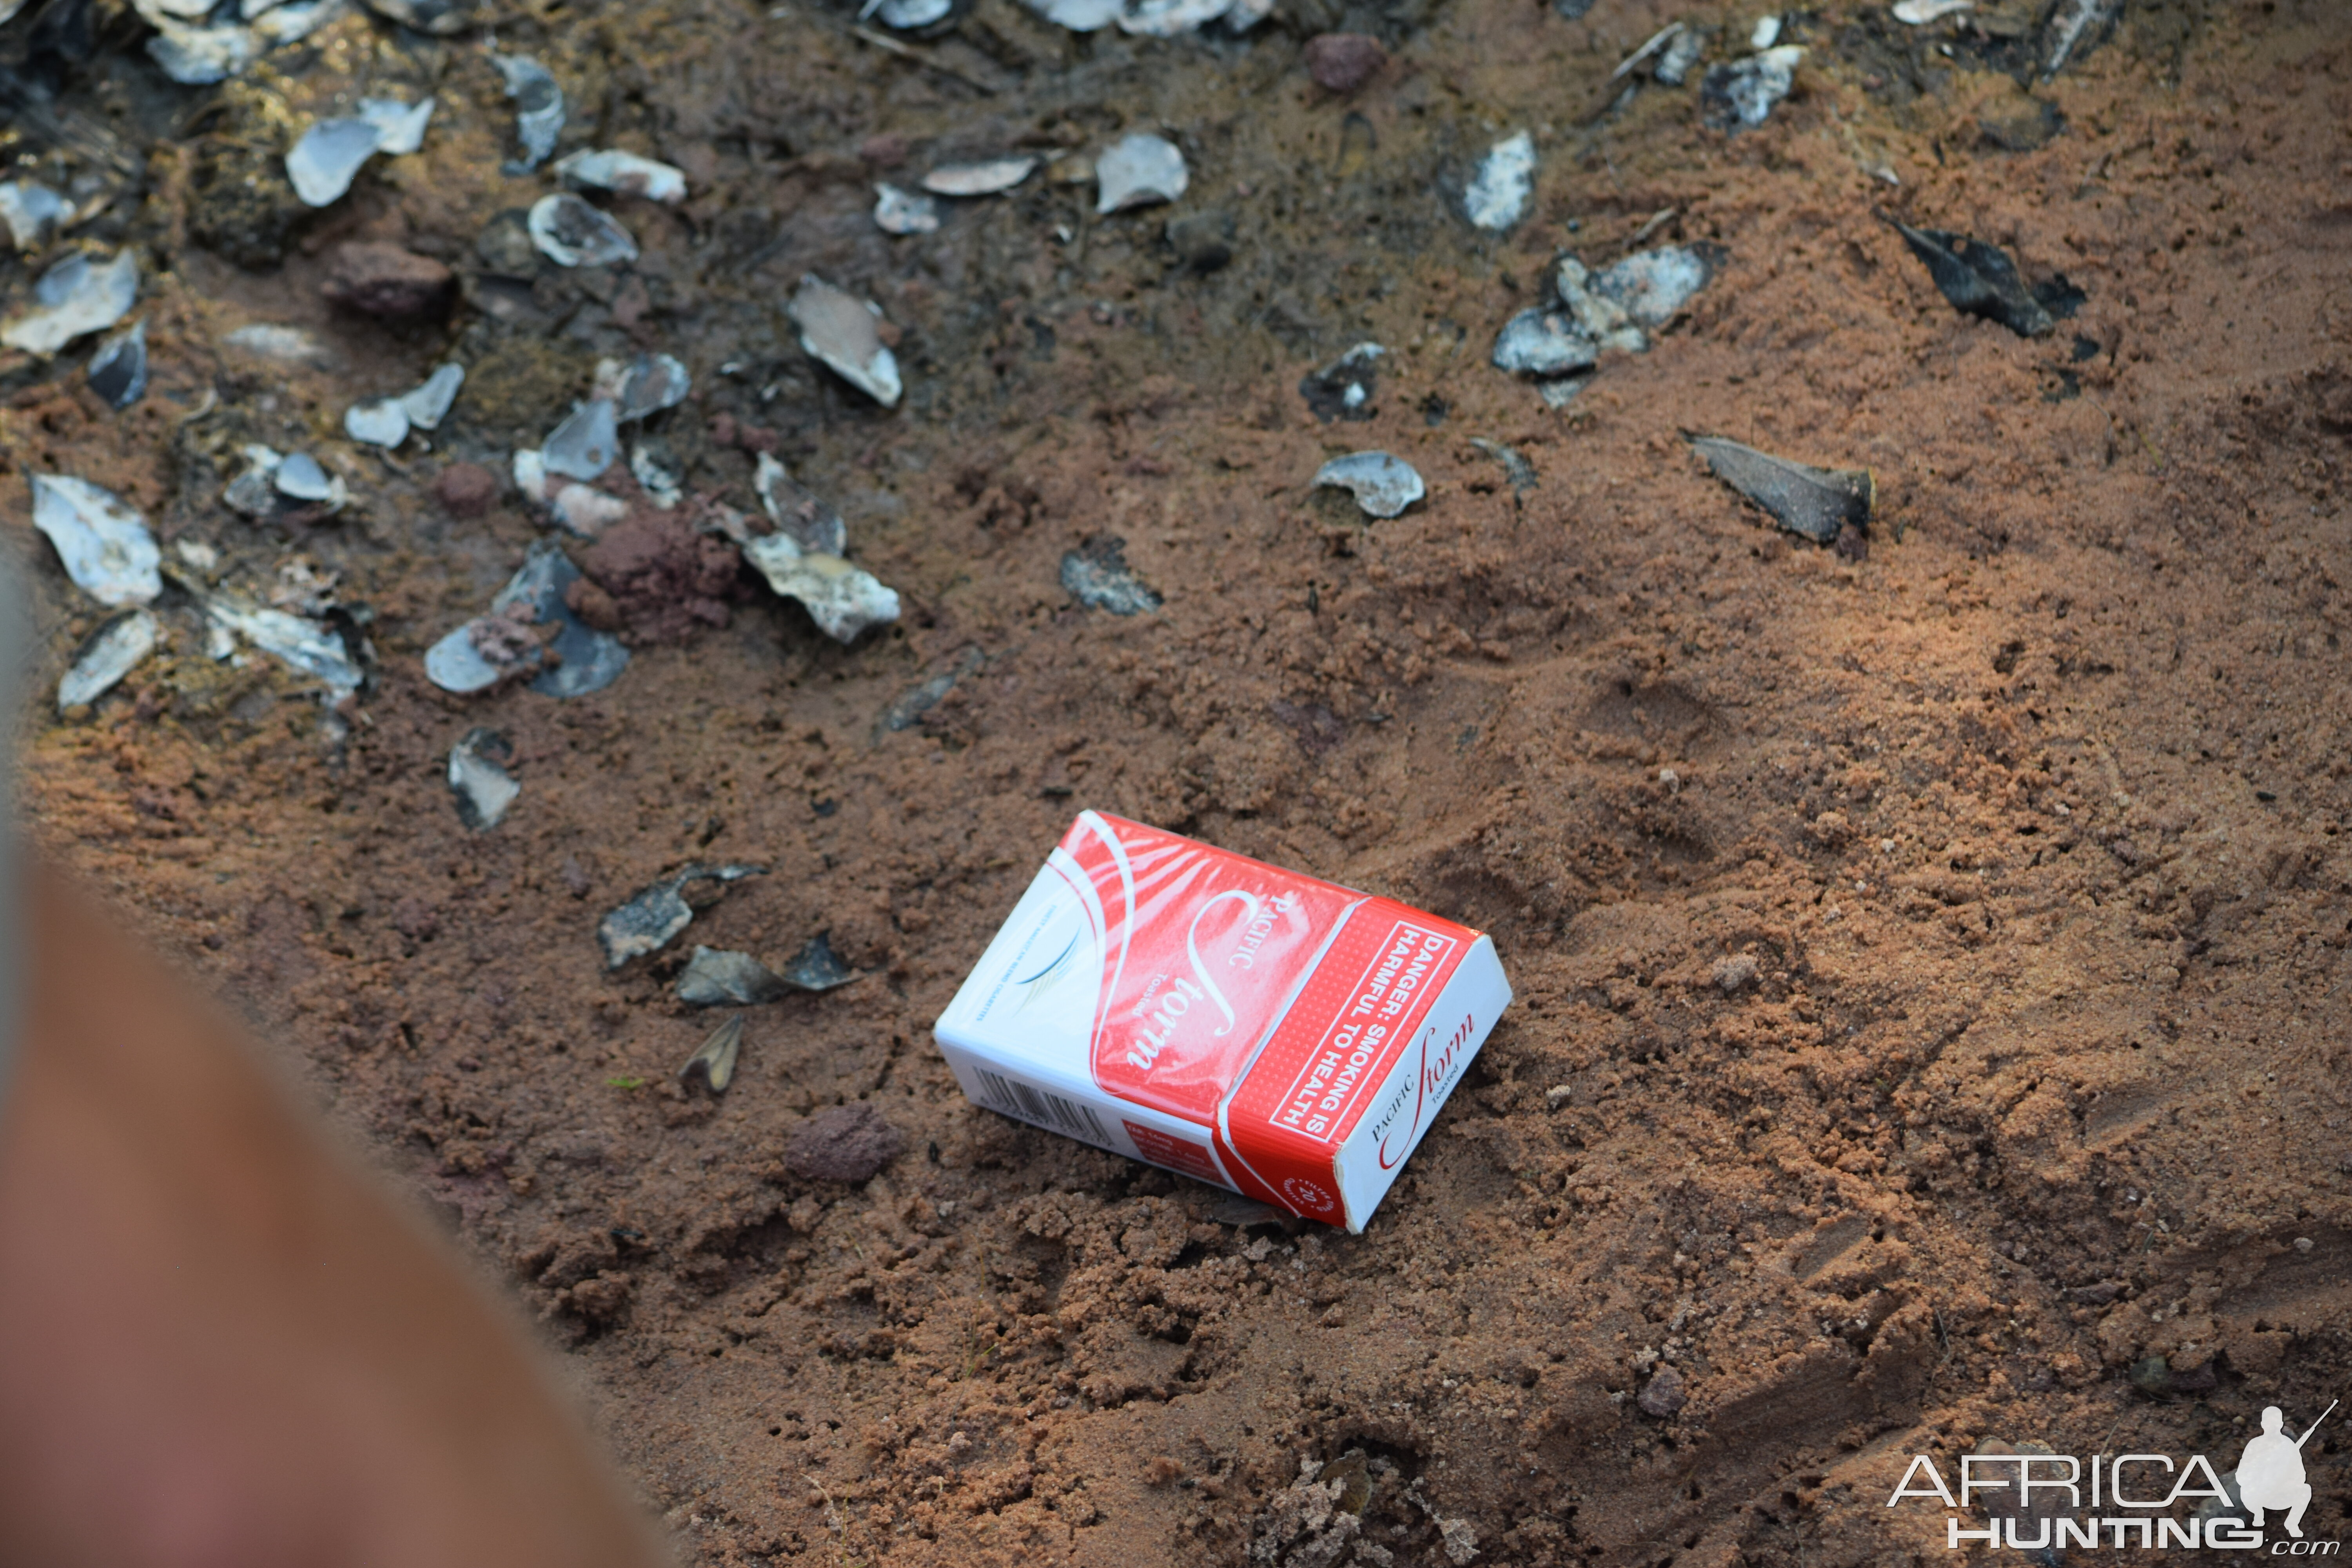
<box><xmin>2240</xmin><ymin>1401</ymin><xmax>2336</xmax><ymax>1539</ymax></box>
<box><xmin>1886</xmin><ymin>1398</ymin><xmax>2339</xmax><ymax>1552</ymax></box>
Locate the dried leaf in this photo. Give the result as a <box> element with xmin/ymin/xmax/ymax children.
<box><xmin>1688</xmin><ymin>435</ymin><xmax>1873</xmax><ymax>545</ymax></box>
<box><xmin>677</xmin><ymin>1014</ymin><xmax>744</xmax><ymax>1093</ymax></box>
<box><xmin>1885</xmin><ymin>216</ymin><xmax>2082</xmax><ymax>339</ymax></box>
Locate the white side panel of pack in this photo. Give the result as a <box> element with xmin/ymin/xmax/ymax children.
<box><xmin>1331</xmin><ymin>936</ymin><xmax>1512</xmax><ymax>1231</ymax></box>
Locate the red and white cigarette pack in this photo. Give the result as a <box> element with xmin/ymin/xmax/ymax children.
<box><xmin>933</xmin><ymin>812</ymin><xmax>1511</xmax><ymax>1231</ymax></box>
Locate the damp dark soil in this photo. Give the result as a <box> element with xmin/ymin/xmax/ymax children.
<box><xmin>12</xmin><ymin>0</ymin><xmax>2352</xmax><ymax>1563</ymax></box>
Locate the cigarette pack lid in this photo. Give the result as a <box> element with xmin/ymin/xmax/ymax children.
<box><xmin>935</xmin><ymin>812</ymin><xmax>1511</xmax><ymax>1229</ymax></box>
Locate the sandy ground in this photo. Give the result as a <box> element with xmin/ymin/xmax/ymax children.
<box><xmin>11</xmin><ymin>0</ymin><xmax>2352</xmax><ymax>1561</ymax></box>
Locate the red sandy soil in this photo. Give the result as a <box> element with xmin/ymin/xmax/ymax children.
<box><xmin>11</xmin><ymin>0</ymin><xmax>2352</xmax><ymax>1561</ymax></box>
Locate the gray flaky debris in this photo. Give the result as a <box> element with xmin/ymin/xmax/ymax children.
<box><xmin>87</xmin><ymin>320</ymin><xmax>149</xmax><ymax>410</ymax></box>
<box><xmin>402</xmin><ymin>363</ymin><xmax>465</xmax><ymax>429</ymax></box>
<box><xmin>146</xmin><ymin>19</ymin><xmax>260</xmax><ymax>83</ymax></box>
<box><xmin>1462</xmin><ymin>131</ymin><xmax>1533</xmax><ymax>231</ymax></box>
<box><xmin>677</xmin><ymin>935</ymin><xmax>853</xmax><ymax>1005</ymax></box>
<box><xmin>1060</xmin><ymin>534</ymin><xmax>1160</xmax><ymax>614</ymax></box>
<box><xmin>921</xmin><ymin>157</ymin><xmax>1036</xmax><ymax>196</ymax></box>
<box><xmin>423</xmin><ymin>540</ymin><xmax>630</xmax><ymax>698</ymax></box>
<box><xmin>740</xmin><ymin>532</ymin><xmax>902</xmax><ymax>643</ymax></box>
<box><xmin>273</xmin><ymin>451</ymin><xmax>347</xmax><ymax>508</ymax></box>
<box><xmin>754</xmin><ymin>454</ymin><xmax>847</xmax><ymax>555</ymax></box>
<box><xmin>1298</xmin><ymin>342</ymin><xmax>1384</xmax><ymax>421</ymax></box>
<box><xmin>878</xmin><ymin>645</ymin><xmax>984</xmax><ymax>734</ymax></box>
<box><xmin>528</xmin><ymin>194</ymin><xmax>637</xmax><ymax>267</ymax></box>
<box><xmin>202</xmin><ymin>597</ymin><xmax>364</xmax><ymax>699</ymax></box>
<box><xmin>495</xmin><ymin>55</ymin><xmax>563</xmax><ymax>168</ymax></box>
<box><xmin>542</xmin><ymin>398</ymin><xmax>620</xmax><ymax>480</ymax></box>
<box><xmin>0</xmin><ymin>181</ymin><xmax>68</xmax><ymax>250</ymax></box>
<box><xmin>2042</xmin><ymin>0</ymin><xmax>2121</xmax><ymax>75</ymax></box>
<box><xmin>789</xmin><ymin>276</ymin><xmax>902</xmax><ymax>405</ymax></box>
<box><xmin>1491</xmin><ymin>307</ymin><xmax>1596</xmax><ymax>378</ymax></box>
<box><xmin>1313</xmin><ymin>451</ymin><xmax>1424</xmax><ymax>519</ymax></box>
<box><xmin>1094</xmin><ymin>133</ymin><xmax>1187</xmax><ymax>214</ymax></box>
<box><xmin>678</xmin><ymin>947</ymin><xmax>793</xmax><ymax>1005</ymax></box>
<box><xmin>284</xmin><ymin>100</ymin><xmax>428</xmax><ymax>207</ymax></box>
<box><xmin>357</xmin><ymin>0</ymin><xmax>477</xmax><ymax>34</ymax></box>
<box><xmin>58</xmin><ymin>610</ymin><xmax>160</xmax><ymax>710</ymax></box>
<box><xmin>554</xmin><ymin>149</ymin><xmax>686</xmax><ymax>203</ymax></box>
<box><xmin>4</xmin><ymin>249</ymin><xmax>137</xmax><ymax>354</ymax></box>
<box><xmin>31</xmin><ymin>475</ymin><xmax>160</xmax><ymax>606</ymax></box>
<box><xmin>1892</xmin><ymin>0</ymin><xmax>1972</xmax><ymax>21</ymax></box>
<box><xmin>447</xmin><ymin>727</ymin><xmax>519</xmax><ymax>830</ymax></box>
<box><xmin>1688</xmin><ymin>435</ymin><xmax>1874</xmax><ymax>545</ymax></box>
<box><xmin>676</xmin><ymin>1013</ymin><xmax>743</xmax><ymax>1093</ymax></box>
<box><xmin>1700</xmin><ymin>45</ymin><xmax>1802</xmax><ymax>132</ymax></box>
<box><xmin>1023</xmin><ymin>0</ymin><xmax>1118</xmax><ymax>25</ymax></box>
<box><xmin>1116</xmin><ymin>0</ymin><xmax>1228</xmax><ymax>36</ymax></box>
<box><xmin>344</xmin><ymin>397</ymin><xmax>409</xmax><ymax>447</ymax></box>
<box><xmin>1591</xmin><ymin>245</ymin><xmax>1716</xmax><ymax>328</ymax></box>
<box><xmin>596</xmin><ymin>863</ymin><xmax>765</xmax><ymax>969</ymax></box>
<box><xmin>873</xmin><ymin>183</ymin><xmax>940</xmax><ymax>235</ymax></box>
<box><xmin>504</xmin><ymin>541</ymin><xmax>629</xmax><ymax>696</ymax></box>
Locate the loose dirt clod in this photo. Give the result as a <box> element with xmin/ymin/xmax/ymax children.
<box><xmin>1638</xmin><ymin>1365</ymin><xmax>1688</xmax><ymax>1417</ymax></box>
<box><xmin>783</xmin><ymin>1103</ymin><xmax>907</xmax><ymax>1183</ymax></box>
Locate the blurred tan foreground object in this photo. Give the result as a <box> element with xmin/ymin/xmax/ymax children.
<box><xmin>0</xmin><ymin>865</ymin><xmax>673</xmax><ymax>1568</ymax></box>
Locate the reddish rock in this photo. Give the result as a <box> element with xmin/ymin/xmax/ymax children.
<box><xmin>578</xmin><ymin>509</ymin><xmax>742</xmax><ymax>644</ymax></box>
<box><xmin>322</xmin><ymin>241</ymin><xmax>455</xmax><ymax>319</ymax></box>
<box><xmin>784</xmin><ymin>1103</ymin><xmax>906</xmax><ymax>1183</ymax></box>
<box><xmin>433</xmin><ymin>462</ymin><xmax>499</xmax><ymax>517</ymax></box>
<box><xmin>858</xmin><ymin>132</ymin><xmax>908</xmax><ymax>168</ymax></box>
<box><xmin>1304</xmin><ymin>33</ymin><xmax>1386</xmax><ymax>93</ymax></box>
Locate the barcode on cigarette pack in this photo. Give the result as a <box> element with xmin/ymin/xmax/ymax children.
<box><xmin>975</xmin><ymin>1069</ymin><xmax>1112</xmax><ymax>1147</ymax></box>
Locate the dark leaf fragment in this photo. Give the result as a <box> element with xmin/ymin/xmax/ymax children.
<box><xmin>1886</xmin><ymin>217</ymin><xmax>2081</xmax><ymax>339</ymax></box>
<box><xmin>1688</xmin><ymin>435</ymin><xmax>1873</xmax><ymax>545</ymax></box>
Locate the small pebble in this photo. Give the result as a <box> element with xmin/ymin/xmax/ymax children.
<box><xmin>1303</xmin><ymin>32</ymin><xmax>1385</xmax><ymax>92</ymax></box>
<box><xmin>435</xmin><ymin>462</ymin><xmax>499</xmax><ymax>517</ymax></box>
<box><xmin>1638</xmin><ymin>1366</ymin><xmax>1686</xmax><ymax>1418</ymax></box>
<box><xmin>784</xmin><ymin>1103</ymin><xmax>907</xmax><ymax>1183</ymax></box>
<box><xmin>322</xmin><ymin>241</ymin><xmax>454</xmax><ymax>319</ymax></box>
